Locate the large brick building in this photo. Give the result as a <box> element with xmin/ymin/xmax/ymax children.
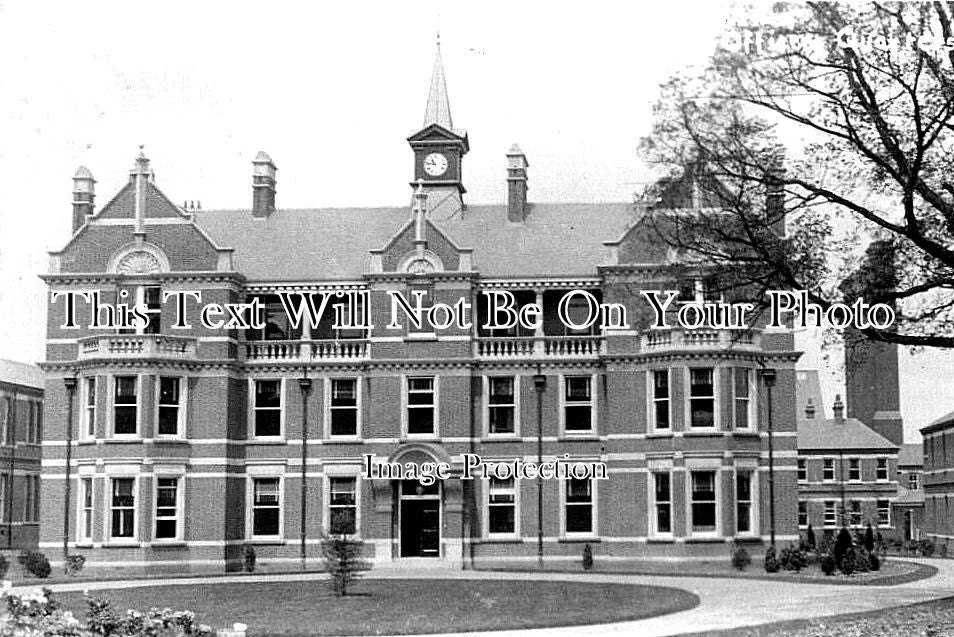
<box><xmin>921</xmin><ymin>411</ymin><xmax>954</xmax><ymax>551</ymax></box>
<box><xmin>39</xmin><ymin>45</ymin><xmax>801</xmax><ymax>574</ymax></box>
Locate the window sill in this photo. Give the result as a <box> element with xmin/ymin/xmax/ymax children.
<box><xmin>484</xmin><ymin>435</ymin><xmax>520</xmax><ymax>441</ymax></box>
<box><xmin>560</xmin><ymin>433</ymin><xmax>598</xmax><ymax>441</ymax></box>
<box><xmin>326</xmin><ymin>437</ymin><xmax>362</xmax><ymax>444</ymax></box>
<box><xmin>248</xmin><ymin>439</ymin><xmax>287</xmax><ymax>445</ymax></box>
<box><xmin>148</xmin><ymin>541</ymin><xmax>187</xmax><ymax>548</ymax></box>
<box><xmin>684</xmin><ymin>430</ymin><xmax>722</xmax><ymax>437</ymax></box>
<box><xmin>731</xmin><ymin>431</ymin><xmax>759</xmax><ymax>437</ymax></box>
<box><xmin>102</xmin><ymin>541</ymin><xmax>143</xmax><ymax>549</ymax></box>
<box><xmin>103</xmin><ymin>438</ymin><xmax>144</xmax><ymax>444</ymax></box>
<box><xmin>646</xmin><ymin>536</ymin><xmax>675</xmax><ymax>544</ymax></box>
<box><xmin>405</xmin><ymin>333</ymin><xmax>437</xmax><ymax>341</ymax></box>
<box><xmin>647</xmin><ymin>431</ymin><xmax>673</xmax><ymax>438</ymax></box>
<box><xmin>481</xmin><ymin>536</ymin><xmax>522</xmax><ymax>544</ymax></box>
<box><xmin>684</xmin><ymin>536</ymin><xmax>724</xmax><ymax>544</ymax></box>
<box><xmin>152</xmin><ymin>438</ymin><xmax>189</xmax><ymax>444</ymax></box>
<box><xmin>559</xmin><ymin>536</ymin><xmax>599</xmax><ymax>543</ymax></box>
<box><xmin>245</xmin><ymin>538</ymin><xmax>286</xmax><ymax>545</ymax></box>
<box><xmin>74</xmin><ymin>543</ymin><xmax>94</xmax><ymax>549</ymax></box>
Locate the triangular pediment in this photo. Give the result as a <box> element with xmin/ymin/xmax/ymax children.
<box><xmin>407</xmin><ymin>123</ymin><xmax>469</xmax><ymax>150</ymax></box>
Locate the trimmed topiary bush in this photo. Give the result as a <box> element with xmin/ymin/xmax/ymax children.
<box><xmin>731</xmin><ymin>545</ymin><xmax>751</xmax><ymax>571</ymax></box>
<box><xmin>806</xmin><ymin>525</ymin><xmax>816</xmax><ymax>550</ymax></box>
<box><xmin>0</xmin><ymin>554</ymin><xmax>8</xmax><ymax>580</ymax></box>
<box><xmin>835</xmin><ymin>527</ymin><xmax>853</xmax><ymax>568</ymax></box>
<box><xmin>853</xmin><ymin>548</ymin><xmax>871</xmax><ymax>573</ymax></box>
<box><xmin>65</xmin><ymin>554</ymin><xmax>86</xmax><ymax>577</ymax></box>
<box><xmin>920</xmin><ymin>539</ymin><xmax>936</xmax><ymax>557</ymax></box>
<box><xmin>841</xmin><ymin>546</ymin><xmax>857</xmax><ymax>576</ymax></box>
<box><xmin>780</xmin><ymin>545</ymin><xmax>808</xmax><ymax>572</ymax></box>
<box><xmin>18</xmin><ymin>550</ymin><xmax>51</xmax><ymax>578</ymax></box>
<box><xmin>869</xmin><ymin>552</ymin><xmax>881</xmax><ymax>571</ymax></box>
<box><xmin>864</xmin><ymin>523</ymin><xmax>874</xmax><ymax>553</ymax></box>
<box><xmin>820</xmin><ymin>552</ymin><xmax>836</xmax><ymax>575</ymax></box>
<box><xmin>321</xmin><ymin>535</ymin><xmax>371</xmax><ymax>596</ymax></box>
<box><xmin>582</xmin><ymin>543</ymin><xmax>593</xmax><ymax>571</ymax></box>
<box><xmin>764</xmin><ymin>546</ymin><xmax>780</xmax><ymax>573</ymax></box>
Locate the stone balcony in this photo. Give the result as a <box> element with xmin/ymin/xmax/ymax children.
<box><xmin>475</xmin><ymin>335</ymin><xmax>604</xmax><ymax>360</ymax></box>
<box><xmin>640</xmin><ymin>328</ymin><xmax>760</xmax><ymax>352</ymax></box>
<box><xmin>244</xmin><ymin>339</ymin><xmax>370</xmax><ymax>363</ymax></box>
<box><xmin>77</xmin><ymin>334</ymin><xmax>197</xmax><ymax>360</ymax></box>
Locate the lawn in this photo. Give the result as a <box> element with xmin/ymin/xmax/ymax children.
<box><xmin>482</xmin><ymin>557</ymin><xmax>935</xmax><ymax>586</ymax></box>
<box><xmin>682</xmin><ymin>595</ymin><xmax>954</xmax><ymax>637</ymax></box>
<box><xmin>53</xmin><ymin>578</ymin><xmax>699</xmax><ymax>636</ymax></box>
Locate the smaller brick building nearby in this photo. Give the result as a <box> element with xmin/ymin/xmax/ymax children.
<box><xmin>0</xmin><ymin>360</ymin><xmax>44</xmax><ymax>550</ymax></box>
<box><xmin>795</xmin><ymin>371</ymin><xmax>899</xmax><ymax>538</ymax></box>
<box><xmin>893</xmin><ymin>443</ymin><xmax>924</xmax><ymax>541</ymax></box>
<box><xmin>920</xmin><ymin>411</ymin><xmax>954</xmax><ymax>550</ymax></box>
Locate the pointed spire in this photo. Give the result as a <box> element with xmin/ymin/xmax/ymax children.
<box><xmin>423</xmin><ymin>34</ymin><xmax>453</xmax><ymax>130</ymax></box>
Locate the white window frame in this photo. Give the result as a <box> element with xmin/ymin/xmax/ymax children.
<box><xmin>877</xmin><ymin>499</ymin><xmax>891</xmax><ymax>527</ymax></box>
<box><xmin>876</xmin><ymin>458</ymin><xmax>889</xmax><ymax>482</ymax></box>
<box><xmin>133</xmin><ymin>284</ymin><xmax>162</xmax><ymax>335</ymax></box>
<box><xmin>249</xmin><ymin>378</ymin><xmax>285</xmax><ymax>440</ymax></box>
<box><xmin>824</xmin><ymin>500</ymin><xmax>837</xmax><ymax>528</ymax></box>
<box><xmin>797</xmin><ymin>458</ymin><xmax>807</xmax><ymax>482</ymax></box>
<box><xmin>325</xmin><ymin>475</ymin><xmax>361</xmax><ymax>537</ymax></box>
<box><xmin>111</xmin><ymin>374</ymin><xmax>140</xmax><ymax>438</ymax></box>
<box><xmin>686</xmin><ymin>367</ymin><xmax>719</xmax><ymax>430</ymax></box>
<box><xmin>647</xmin><ymin>369</ymin><xmax>672</xmax><ymax>433</ymax></box>
<box><xmin>0</xmin><ymin>474</ymin><xmax>7</xmax><ymax>524</ymax></box>
<box><xmin>822</xmin><ymin>458</ymin><xmax>835</xmax><ymax>482</ymax></box>
<box><xmin>848</xmin><ymin>500</ymin><xmax>862</xmax><ymax>527</ymax></box>
<box><xmin>848</xmin><ymin>458</ymin><xmax>861</xmax><ymax>482</ymax></box>
<box><xmin>687</xmin><ymin>469</ymin><xmax>721</xmax><ymax>537</ymax></box>
<box><xmin>0</xmin><ymin>397</ymin><xmax>8</xmax><ymax>447</ymax></box>
<box><xmin>735</xmin><ymin>468</ymin><xmax>758</xmax><ymax>537</ymax></box>
<box><xmin>797</xmin><ymin>500</ymin><xmax>808</xmax><ymax>528</ymax></box>
<box><xmin>559</xmin><ymin>374</ymin><xmax>597</xmax><ymax>437</ymax></box>
<box><xmin>23</xmin><ymin>474</ymin><xmax>38</xmax><ymax>523</ymax></box>
<box><xmin>648</xmin><ymin>470</ymin><xmax>673</xmax><ymax>538</ymax></box>
<box><xmin>484</xmin><ymin>476</ymin><xmax>520</xmax><ymax>539</ymax></box>
<box><xmin>247</xmin><ymin>475</ymin><xmax>284</xmax><ymax>540</ymax></box>
<box><xmin>560</xmin><ymin>476</ymin><xmax>597</xmax><ymax>538</ymax></box>
<box><xmin>402</xmin><ymin>375</ymin><xmax>439</xmax><ymax>438</ymax></box>
<box><xmin>81</xmin><ymin>377</ymin><xmax>97</xmax><ymax>440</ymax></box>
<box><xmin>325</xmin><ymin>377</ymin><xmax>362</xmax><ymax>440</ymax></box>
<box><xmin>909</xmin><ymin>473</ymin><xmax>920</xmax><ymax>490</ymax></box>
<box><xmin>78</xmin><ymin>476</ymin><xmax>94</xmax><ymax>544</ymax></box>
<box><xmin>156</xmin><ymin>376</ymin><xmax>186</xmax><ymax>439</ymax></box>
<box><xmin>732</xmin><ymin>367</ymin><xmax>756</xmax><ymax>431</ymax></box>
<box><xmin>153</xmin><ymin>475</ymin><xmax>183</xmax><ymax>542</ymax></box>
<box><xmin>107</xmin><ymin>476</ymin><xmax>139</xmax><ymax>543</ymax></box>
<box><xmin>484</xmin><ymin>375</ymin><xmax>520</xmax><ymax>437</ymax></box>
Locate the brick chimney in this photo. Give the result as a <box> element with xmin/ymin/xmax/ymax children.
<box><xmin>832</xmin><ymin>394</ymin><xmax>845</xmax><ymax>422</ymax></box>
<box><xmin>252</xmin><ymin>151</ymin><xmax>277</xmax><ymax>218</ymax></box>
<box><xmin>766</xmin><ymin>158</ymin><xmax>785</xmax><ymax>236</ymax></box>
<box><xmin>506</xmin><ymin>144</ymin><xmax>529</xmax><ymax>222</ymax></box>
<box><xmin>72</xmin><ymin>166</ymin><xmax>96</xmax><ymax>233</ymax></box>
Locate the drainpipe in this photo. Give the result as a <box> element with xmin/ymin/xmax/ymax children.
<box><xmin>760</xmin><ymin>368</ymin><xmax>777</xmax><ymax>547</ymax></box>
<box><xmin>63</xmin><ymin>376</ymin><xmax>77</xmax><ymax>567</ymax></box>
<box><xmin>298</xmin><ymin>372</ymin><xmax>312</xmax><ymax>572</ymax></box>
<box><xmin>533</xmin><ymin>367</ymin><xmax>547</xmax><ymax>569</ymax></box>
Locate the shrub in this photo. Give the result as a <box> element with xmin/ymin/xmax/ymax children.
<box><xmin>780</xmin><ymin>545</ymin><xmax>808</xmax><ymax>572</ymax></box>
<box><xmin>18</xmin><ymin>550</ymin><xmax>51</xmax><ymax>578</ymax></box>
<box><xmin>806</xmin><ymin>525</ymin><xmax>816</xmax><ymax>550</ymax></box>
<box><xmin>820</xmin><ymin>552</ymin><xmax>836</xmax><ymax>575</ymax></box>
<box><xmin>321</xmin><ymin>535</ymin><xmax>371</xmax><ymax>596</ymax></box>
<box><xmin>731</xmin><ymin>545</ymin><xmax>751</xmax><ymax>571</ymax></box>
<box><xmin>66</xmin><ymin>555</ymin><xmax>86</xmax><ymax>577</ymax></box>
<box><xmin>853</xmin><ymin>548</ymin><xmax>871</xmax><ymax>573</ymax></box>
<box><xmin>834</xmin><ymin>527</ymin><xmax>853</xmax><ymax>567</ymax></box>
<box><xmin>764</xmin><ymin>546</ymin><xmax>780</xmax><ymax>573</ymax></box>
<box><xmin>0</xmin><ymin>554</ymin><xmax>8</xmax><ymax>580</ymax></box>
<box><xmin>869</xmin><ymin>552</ymin><xmax>881</xmax><ymax>571</ymax></box>
<box><xmin>242</xmin><ymin>544</ymin><xmax>256</xmax><ymax>573</ymax></box>
<box><xmin>3</xmin><ymin>586</ymin><xmax>84</xmax><ymax>636</ymax></box>
<box><xmin>84</xmin><ymin>592</ymin><xmax>214</xmax><ymax>637</ymax></box>
<box><xmin>582</xmin><ymin>543</ymin><xmax>593</xmax><ymax>571</ymax></box>
<box><xmin>841</xmin><ymin>547</ymin><xmax>857</xmax><ymax>576</ymax></box>
<box><xmin>920</xmin><ymin>539</ymin><xmax>936</xmax><ymax>557</ymax></box>
<box><xmin>940</xmin><ymin>543</ymin><xmax>949</xmax><ymax>559</ymax></box>
<box><xmin>864</xmin><ymin>523</ymin><xmax>874</xmax><ymax>553</ymax></box>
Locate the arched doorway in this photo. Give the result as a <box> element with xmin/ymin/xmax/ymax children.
<box><xmin>399</xmin><ymin>479</ymin><xmax>441</xmax><ymax>557</ymax></box>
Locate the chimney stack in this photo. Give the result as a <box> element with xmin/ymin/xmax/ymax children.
<box><xmin>506</xmin><ymin>144</ymin><xmax>529</xmax><ymax>222</ymax></box>
<box><xmin>832</xmin><ymin>394</ymin><xmax>845</xmax><ymax>422</ymax></box>
<box><xmin>252</xmin><ymin>151</ymin><xmax>277</xmax><ymax>218</ymax></box>
<box><xmin>72</xmin><ymin>166</ymin><xmax>96</xmax><ymax>233</ymax></box>
<box><xmin>766</xmin><ymin>158</ymin><xmax>785</xmax><ymax>236</ymax></box>
<box><xmin>805</xmin><ymin>399</ymin><xmax>815</xmax><ymax>420</ymax></box>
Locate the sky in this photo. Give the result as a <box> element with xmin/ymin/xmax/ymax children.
<box><xmin>0</xmin><ymin>1</ymin><xmax>951</xmax><ymax>441</ymax></box>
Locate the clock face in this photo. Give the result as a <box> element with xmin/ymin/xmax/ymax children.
<box><xmin>423</xmin><ymin>152</ymin><xmax>449</xmax><ymax>177</ymax></box>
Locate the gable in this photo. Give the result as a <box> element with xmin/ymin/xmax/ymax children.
<box><xmin>96</xmin><ymin>181</ymin><xmax>191</xmax><ymax>220</ymax></box>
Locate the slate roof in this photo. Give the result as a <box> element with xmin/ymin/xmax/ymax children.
<box><xmin>0</xmin><ymin>360</ymin><xmax>44</xmax><ymax>390</ymax></box>
<box><xmin>898</xmin><ymin>443</ymin><xmax>923</xmax><ymax>468</ymax></box>
<box><xmin>797</xmin><ymin>417</ymin><xmax>898</xmax><ymax>452</ymax></box>
<box><xmin>894</xmin><ymin>485</ymin><xmax>925</xmax><ymax>505</ymax></box>
<box><xmin>193</xmin><ymin>202</ymin><xmax>635</xmax><ymax>281</ymax></box>
<box><xmin>922</xmin><ymin>409</ymin><xmax>954</xmax><ymax>435</ymax></box>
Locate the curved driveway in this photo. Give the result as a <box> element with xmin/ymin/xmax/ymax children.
<box><xmin>22</xmin><ymin>558</ymin><xmax>954</xmax><ymax>637</ymax></box>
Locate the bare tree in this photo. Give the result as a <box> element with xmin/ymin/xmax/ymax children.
<box><xmin>640</xmin><ymin>1</ymin><xmax>954</xmax><ymax>348</ymax></box>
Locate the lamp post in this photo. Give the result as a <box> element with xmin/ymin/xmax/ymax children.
<box><xmin>63</xmin><ymin>376</ymin><xmax>77</xmax><ymax>566</ymax></box>
<box><xmin>298</xmin><ymin>374</ymin><xmax>313</xmax><ymax>571</ymax></box>
<box><xmin>532</xmin><ymin>370</ymin><xmax>547</xmax><ymax>570</ymax></box>
<box><xmin>760</xmin><ymin>368</ymin><xmax>777</xmax><ymax>547</ymax></box>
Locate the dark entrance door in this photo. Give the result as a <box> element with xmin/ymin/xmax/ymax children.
<box><xmin>399</xmin><ymin>480</ymin><xmax>441</xmax><ymax>557</ymax></box>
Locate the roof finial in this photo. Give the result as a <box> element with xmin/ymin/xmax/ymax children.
<box><xmin>423</xmin><ymin>36</ymin><xmax>453</xmax><ymax>130</ymax></box>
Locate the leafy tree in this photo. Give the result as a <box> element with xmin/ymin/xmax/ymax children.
<box><xmin>835</xmin><ymin>527</ymin><xmax>854</xmax><ymax>567</ymax></box>
<box><xmin>321</xmin><ymin>535</ymin><xmax>371</xmax><ymax>597</ymax></box>
<box><xmin>865</xmin><ymin>522</ymin><xmax>875</xmax><ymax>552</ymax></box>
<box><xmin>640</xmin><ymin>2</ymin><xmax>954</xmax><ymax>348</ymax></box>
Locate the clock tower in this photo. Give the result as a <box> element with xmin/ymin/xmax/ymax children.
<box><xmin>408</xmin><ymin>38</ymin><xmax>469</xmax><ymax>217</ymax></box>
